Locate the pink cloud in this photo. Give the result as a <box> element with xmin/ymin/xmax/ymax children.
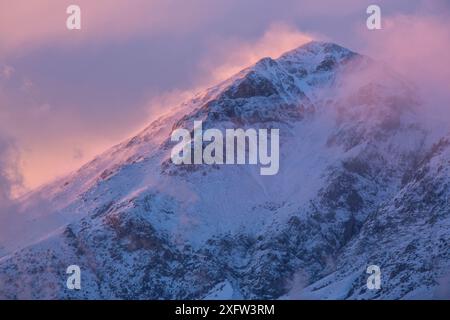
<box><xmin>360</xmin><ymin>14</ymin><xmax>450</xmax><ymax>130</ymax></box>
<box><xmin>0</xmin><ymin>0</ymin><xmax>234</xmax><ymax>58</ymax></box>
<box><xmin>200</xmin><ymin>23</ymin><xmax>314</xmax><ymax>83</ymax></box>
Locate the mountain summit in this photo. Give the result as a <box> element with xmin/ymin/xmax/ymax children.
<box><xmin>0</xmin><ymin>41</ymin><xmax>449</xmax><ymax>299</ymax></box>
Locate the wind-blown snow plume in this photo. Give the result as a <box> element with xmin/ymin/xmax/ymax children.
<box><xmin>363</xmin><ymin>14</ymin><xmax>450</xmax><ymax>134</ymax></box>
<box><xmin>201</xmin><ymin>23</ymin><xmax>313</xmax><ymax>83</ymax></box>
<box><xmin>0</xmin><ymin>133</ymin><xmax>23</xmax><ymax>255</ymax></box>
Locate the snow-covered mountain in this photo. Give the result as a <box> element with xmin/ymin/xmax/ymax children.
<box><xmin>0</xmin><ymin>41</ymin><xmax>448</xmax><ymax>299</ymax></box>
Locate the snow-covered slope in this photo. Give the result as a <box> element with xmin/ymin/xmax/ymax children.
<box><xmin>0</xmin><ymin>41</ymin><xmax>448</xmax><ymax>299</ymax></box>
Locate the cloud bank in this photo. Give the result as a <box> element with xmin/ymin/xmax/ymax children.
<box><xmin>360</xmin><ymin>13</ymin><xmax>450</xmax><ymax>135</ymax></box>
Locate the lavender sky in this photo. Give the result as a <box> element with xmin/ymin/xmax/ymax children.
<box><xmin>0</xmin><ymin>0</ymin><xmax>449</xmax><ymax>199</ymax></box>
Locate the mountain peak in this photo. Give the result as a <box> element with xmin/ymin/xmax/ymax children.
<box><xmin>244</xmin><ymin>41</ymin><xmax>357</xmax><ymax>77</ymax></box>
<box><xmin>170</xmin><ymin>42</ymin><xmax>371</xmax><ymax>131</ymax></box>
<box><xmin>281</xmin><ymin>40</ymin><xmax>356</xmax><ymax>58</ymax></box>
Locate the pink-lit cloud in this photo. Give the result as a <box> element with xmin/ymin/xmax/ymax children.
<box><xmin>360</xmin><ymin>14</ymin><xmax>450</xmax><ymax>132</ymax></box>
<box><xmin>0</xmin><ymin>0</ymin><xmax>448</xmax><ymax>194</ymax></box>
<box><xmin>0</xmin><ymin>21</ymin><xmax>317</xmax><ymax>192</ymax></box>
<box><xmin>200</xmin><ymin>23</ymin><xmax>314</xmax><ymax>83</ymax></box>
<box><xmin>0</xmin><ymin>133</ymin><xmax>23</xmax><ymax>203</ymax></box>
<box><xmin>0</xmin><ymin>0</ymin><xmax>239</xmax><ymax>58</ymax></box>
